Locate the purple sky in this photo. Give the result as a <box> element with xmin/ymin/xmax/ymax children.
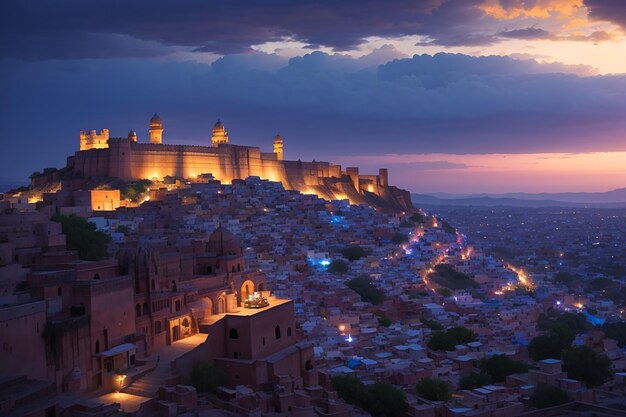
<box><xmin>1</xmin><ymin>0</ymin><xmax>626</xmax><ymax>192</ymax></box>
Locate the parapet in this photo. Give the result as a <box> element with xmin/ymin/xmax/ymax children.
<box><xmin>79</xmin><ymin>129</ymin><xmax>110</xmax><ymax>151</ymax></box>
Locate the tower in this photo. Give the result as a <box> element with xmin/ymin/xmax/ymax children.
<box><xmin>211</xmin><ymin>119</ymin><xmax>229</xmax><ymax>147</ymax></box>
<box><xmin>128</xmin><ymin>130</ymin><xmax>137</xmax><ymax>142</ymax></box>
<box><xmin>149</xmin><ymin>113</ymin><xmax>163</xmax><ymax>144</ymax></box>
<box><xmin>273</xmin><ymin>133</ymin><xmax>283</xmax><ymax>160</ymax></box>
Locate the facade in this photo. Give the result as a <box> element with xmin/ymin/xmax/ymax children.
<box><xmin>68</xmin><ymin>116</ymin><xmax>412</xmax><ymax>210</ymax></box>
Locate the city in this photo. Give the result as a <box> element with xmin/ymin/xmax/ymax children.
<box><xmin>2</xmin><ymin>1</ymin><xmax>626</xmax><ymax>417</ymax></box>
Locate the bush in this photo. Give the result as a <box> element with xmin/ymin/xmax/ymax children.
<box><xmin>327</xmin><ymin>259</ymin><xmax>349</xmax><ymax>274</ymax></box>
<box><xmin>121</xmin><ymin>179</ymin><xmax>152</xmax><ymax>202</ymax></box>
<box><xmin>346</xmin><ymin>276</ymin><xmax>385</xmax><ymax>305</ymax></box>
<box><xmin>51</xmin><ymin>214</ymin><xmax>110</xmax><ymax>261</ymax></box>
<box><xmin>341</xmin><ymin>245</ymin><xmax>372</xmax><ymax>261</ymax></box>
<box><xmin>416</xmin><ymin>377</ymin><xmax>450</xmax><ymax>401</ymax></box>
<box><xmin>409</xmin><ymin>212</ymin><xmax>426</xmax><ymax>224</ymax></box>
<box><xmin>422</xmin><ymin>319</ymin><xmax>444</xmax><ymax>331</ymax></box>
<box><xmin>459</xmin><ymin>373</ymin><xmax>492</xmax><ymax>390</ymax></box>
<box><xmin>480</xmin><ymin>355</ymin><xmax>528</xmax><ymax>382</ymax></box>
<box><xmin>562</xmin><ymin>346</ymin><xmax>612</xmax><ymax>387</ymax></box>
<box><xmin>437</xmin><ymin>287</ymin><xmax>452</xmax><ymax>297</ymax></box>
<box><xmin>529</xmin><ymin>384</ymin><xmax>569</xmax><ymax>409</ymax></box>
<box><xmin>190</xmin><ymin>361</ymin><xmax>228</xmax><ymax>393</ymax></box>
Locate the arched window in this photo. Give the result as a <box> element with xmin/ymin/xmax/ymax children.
<box><xmin>231</xmin><ymin>265</ymin><xmax>235</xmax><ymax>273</ymax></box>
<box><xmin>305</xmin><ymin>360</ymin><xmax>313</xmax><ymax>371</ymax></box>
<box><xmin>237</xmin><ymin>264</ymin><xmax>241</xmax><ymax>272</ymax></box>
<box><xmin>155</xmin><ymin>321</ymin><xmax>162</xmax><ymax>334</ymax></box>
<box><xmin>135</xmin><ymin>304</ymin><xmax>142</xmax><ymax>317</ymax></box>
<box><xmin>207</xmin><ymin>265</ymin><xmax>212</xmax><ymax>274</ymax></box>
<box><xmin>95</xmin><ymin>339</ymin><xmax>100</xmax><ymax>354</ymax></box>
<box><xmin>93</xmin><ymin>273</ymin><xmax>100</xmax><ymax>280</ymax></box>
<box><xmin>287</xmin><ymin>327</ymin><xmax>292</xmax><ymax>337</ymax></box>
<box><xmin>151</xmin><ymin>279</ymin><xmax>155</xmax><ymax>291</ymax></box>
<box><xmin>229</xmin><ymin>328</ymin><xmax>239</xmax><ymax>339</ymax></box>
<box><xmin>175</xmin><ymin>300</ymin><xmax>181</xmax><ymax>312</ymax></box>
<box><xmin>142</xmin><ymin>302</ymin><xmax>149</xmax><ymax>316</ymax></box>
<box><xmin>275</xmin><ymin>325</ymin><xmax>281</xmax><ymax>339</ymax></box>
<box><xmin>57</xmin><ymin>286</ymin><xmax>62</xmax><ymax>296</ymax></box>
<box><xmin>262</xmin><ymin>336</ymin><xmax>266</xmax><ymax>346</ymax></box>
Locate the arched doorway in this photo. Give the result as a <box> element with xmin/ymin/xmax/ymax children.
<box><xmin>172</xmin><ymin>325</ymin><xmax>181</xmax><ymax>341</ymax></box>
<box><xmin>217</xmin><ymin>296</ymin><xmax>226</xmax><ymax>314</ymax></box>
<box><xmin>240</xmin><ymin>279</ymin><xmax>255</xmax><ymax>303</ymax></box>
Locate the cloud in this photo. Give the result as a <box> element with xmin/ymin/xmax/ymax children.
<box><xmin>1</xmin><ymin>51</ymin><xmax>626</xmax><ymax>183</ymax></box>
<box><xmin>497</xmin><ymin>27</ymin><xmax>555</xmax><ymax>40</ymax></box>
<box><xmin>585</xmin><ymin>0</ymin><xmax>626</xmax><ymax>30</ymax></box>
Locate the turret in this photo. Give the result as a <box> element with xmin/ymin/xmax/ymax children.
<box><xmin>149</xmin><ymin>113</ymin><xmax>163</xmax><ymax>144</ymax></box>
<box><xmin>273</xmin><ymin>133</ymin><xmax>284</xmax><ymax>160</ymax></box>
<box><xmin>211</xmin><ymin>119</ymin><xmax>229</xmax><ymax>147</ymax></box>
<box><xmin>128</xmin><ymin>130</ymin><xmax>137</xmax><ymax>142</ymax></box>
<box><xmin>79</xmin><ymin>128</ymin><xmax>109</xmax><ymax>151</ymax></box>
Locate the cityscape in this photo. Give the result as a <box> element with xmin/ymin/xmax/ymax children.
<box><xmin>2</xmin><ymin>1</ymin><xmax>626</xmax><ymax>417</ymax></box>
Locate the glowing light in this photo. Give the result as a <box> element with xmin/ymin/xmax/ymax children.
<box><xmin>338</xmin><ymin>324</ymin><xmax>346</xmax><ymax>333</ymax></box>
<box><xmin>320</xmin><ymin>260</ymin><xmax>331</xmax><ymax>267</ymax></box>
<box><xmin>346</xmin><ymin>334</ymin><xmax>353</xmax><ymax>343</ymax></box>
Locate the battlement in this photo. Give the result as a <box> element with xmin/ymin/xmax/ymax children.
<box><xmin>79</xmin><ymin>129</ymin><xmax>109</xmax><ymax>151</ymax></box>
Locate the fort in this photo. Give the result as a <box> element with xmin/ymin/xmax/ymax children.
<box><xmin>70</xmin><ymin>114</ymin><xmax>413</xmax><ymax>211</ymax></box>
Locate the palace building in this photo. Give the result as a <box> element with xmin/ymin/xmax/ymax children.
<box><xmin>72</xmin><ymin>115</ymin><xmax>412</xmax><ymax>211</ymax></box>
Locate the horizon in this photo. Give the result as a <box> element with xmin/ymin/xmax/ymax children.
<box><xmin>2</xmin><ymin>1</ymin><xmax>626</xmax><ymax>193</ymax></box>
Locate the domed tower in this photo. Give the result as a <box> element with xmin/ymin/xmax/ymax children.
<box><xmin>273</xmin><ymin>133</ymin><xmax>284</xmax><ymax>160</ymax></box>
<box><xmin>149</xmin><ymin>113</ymin><xmax>163</xmax><ymax>144</ymax></box>
<box><xmin>127</xmin><ymin>129</ymin><xmax>137</xmax><ymax>142</ymax></box>
<box><xmin>211</xmin><ymin>119</ymin><xmax>229</xmax><ymax>147</ymax></box>
<box><xmin>206</xmin><ymin>226</ymin><xmax>244</xmax><ymax>273</ymax></box>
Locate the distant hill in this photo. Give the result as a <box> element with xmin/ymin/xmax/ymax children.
<box><xmin>0</xmin><ymin>178</ymin><xmax>27</xmax><ymax>193</ymax></box>
<box><xmin>412</xmin><ymin>188</ymin><xmax>626</xmax><ymax>208</ymax></box>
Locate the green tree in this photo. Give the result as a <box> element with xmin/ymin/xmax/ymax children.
<box><xmin>428</xmin><ymin>331</ymin><xmax>457</xmax><ymax>351</ymax></box>
<box><xmin>602</xmin><ymin>322</ymin><xmax>626</xmax><ymax>347</ymax></box>
<box><xmin>346</xmin><ymin>276</ymin><xmax>385</xmax><ymax>305</ymax></box>
<box><xmin>190</xmin><ymin>361</ymin><xmax>228</xmax><ymax>393</ymax></box>
<box><xmin>363</xmin><ymin>382</ymin><xmax>407</xmax><ymax>417</ymax></box>
<box><xmin>341</xmin><ymin>245</ymin><xmax>372</xmax><ymax>261</ymax></box>
<box><xmin>415</xmin><ymin>377</ymin><xmax>450</xmax><ymax>401</ymax></box>
<box><xmin>422</xmin><ymin>319</ymin><xmax>444</xmax><ymax>331</ymax></box>
<box><xmin>528</xmin><ymin>327</ymin><xmax>574</xmax><ymax>361</ymax></box>
<box><xmin>409</xmin><ymin>212</ymin><xmax>426</xmax><ymax>224</ymax></box>
<box><xmin>51</xmin><ymin>214</ymin><xmax>110</xmax><ymax>261</ymax></box>
<box><xmin>378</xmin><ymin>316</ymin><xmax>392</xmax><ymax>327</ymax></box>
<box><xmin>437</xmin><ymin>287</ymin><xmax>452</xmax><ymax>297</ymax></box>
<box><xmin>459</xmin><ymin>373</ymin><xmax>492</xmax><ymax>390</ymax></box>
<box><xmin>562</xmin><ymin>346</ymin><xmax>612</xmax><ymax>387</ymax></box>
<box><xmin>391</xmin><ymin>233</ymin><xmax>409</xmax><ymax>244</ymax></box>
<box><xmin>328</xmin><ymin>259</ymin><xmax>349</xmax><ymax>274</ymax></box>
<box><xmin>332</xmin><ymin>376</ymin><xmax>407</xmax><ymax>417</ymax></box>
<box><xmin>447</xmin><ymin>326</ymin><xmax>476</xmax><ymax>344</ymax></box>
<box><xmin>480</xmin><ymin>355</ymin><xmax>528</xmax><ymax>382</ymax></box>
<box><xmin>529</xmin><ymin>384</ymin><xmax>569</xmax><ymax>409</ymax></box>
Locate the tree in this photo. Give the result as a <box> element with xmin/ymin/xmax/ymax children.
<box><xmin>428</xmin><ymin>331</ymin><xmax>457</xmax><ymax>351</ymax></box>
<box><xmin>602</xmin><ymin>322</ymin><xmax>626</xmax><ymax>347</ymax></box>
<box><xmin>332</xmin><ymin>376</ymin><xmax>407</xmax><ymax>417</ymax></box>
<box><xmin>459</xmin><ymin>373</ymin><xmax>492</xmax><ymax>390</ymax></box>
<box><xmin>346</xmin><ymin>276</ymin><xmax>385</xmax><ymax>305</ymax></box>
<box><xmin>447</xmin><ymin>327</ymin><xmax>476</xmax><ymax>344</ymax></box>
<box><xmin>422</xmin><ymin>319</ymin><xmax>444</xmax><ymax>331</ymax></box>
<box><xmin>341</xmin><ymin>245</ymin><xmax>372</xmax><ymax>261</ymax></box>
<box><xmin>328</xmin><ymin>259</ymin><xmax>349</xmax><ymax>274</ymax></box>
<box><xmin>437</xmin><ymin>287</ymin><xmax>452</xmax><ymax>297</ymax></box>
<box><xmin>416</xmin><ymin>377</ymin><xmax>450</xmax><ymax>401</ymax></box>
<box><xmin>409</xmin><ymin>212</ymin><xmax>426</xmax><ymax>224</ymax></box>
<box><xmin>51</xmin><ymin>214</ymin><xmax>110</xmax><ymax>261</ymax></box>
<box><xmin>378</xmin><ymin>316</ymin><xmax>392</xmax><ymax>327</ymax></box>
<box><xmin>529</xmin><ymin>384</ymin><xmax>569</xmax><ymax>409</ymax></box>
<box><xmin>363</xmin><ymin>382</ymin><xmax>407</xmax><ymax>417</ymax></box>
<box><xmin>480</xmin><ymin>355</ymin><xmax>528</xmax><ymax>382</ymax></box>
<box><xmin>528</xmin><ymin>327</ymin><xmax>574</xmax><ymax>361</ymax></box>
<box><xmin>562</xmin><ymin>346</ymin><xmax>612</xmax><ymax>387</ymax></box>
<box><xmin>391</xmin><ymin>233</ymin><xmax>409</xmax><ymax>244</ymax></box>
<box><xmin>190</xmin><ymin>361</ymin><xmax>228</xmax><ymax>393</ymax></box>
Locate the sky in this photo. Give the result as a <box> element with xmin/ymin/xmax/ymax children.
<box><xmin>1</xmin><ymin>0</ymin><xmax>626</xmax><ymax>193</ymax></box>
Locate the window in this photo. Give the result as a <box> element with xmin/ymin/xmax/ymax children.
<box><xmin>143</xmin><ymin>302</ymin><xmax>149</xmax><ymax>315</ymax></box>
<box><xmin>175</xmin><ymin>300</ymin><xmax>181</xmax><ymax>312</ymax></box>
<box><xmin>95</xmin><ymin>339</ymin><xmax>100</xmax><ymax>354</ymax></box>
<box><xmin>287</xmin><ymin>327</ymin><xmax>292</xmax><ymax>337</ymax></box>
<box><xmin>229</xmin><ymin>328</ymin><xmax>239</xmax><ymax>339</ymax></box>
<box><xmin>263</xmin><ymin>337</ymin><xmax>266</xmax><ymax>346</ymax></box>
<box><xmin>207</xmin><ymin>266</ymin><xmax>212</xmax><ymax>274</ymax></box>
<box><xmin>135</xmin><ymin>304</ymin><xmax>141</xmax><ymax>317</ymax></box>
<box><xmin>237</xmin><ymin>264</ymin><xmax>241</xmax><ymax>272</ymax></box>
<box><xmin>155</xmin><ymin>321</ymin><xmax>162</xmax><ymax>334</ymax></box>
<box><xmin>151</xmin><ymin>280</ymin><xmax>155</xmax><ymax>291</ymax></box>
<box><xmin>275</xmin><ymin>325</ymin><xmax>281</xmax><ymax>339</ymax></box>
<box><xmin>57</xmin><ymin>286</ymin><xmax>62</xmax><ymax>296</ymax></box>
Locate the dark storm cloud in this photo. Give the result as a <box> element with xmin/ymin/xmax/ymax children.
<box><xmin>2</xmin><ymin>51</ymin><xmax>626</xmax><ymax>183</ymax></box>
<box><xmin>585</xmin><ymin>0</ymin><xmax>626</xmax><ymax>30</ymax></box>
<box><xmin>0</xmin><ymin>0</ymin><xmax>501</xmax><ymax>60</ymax></box>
